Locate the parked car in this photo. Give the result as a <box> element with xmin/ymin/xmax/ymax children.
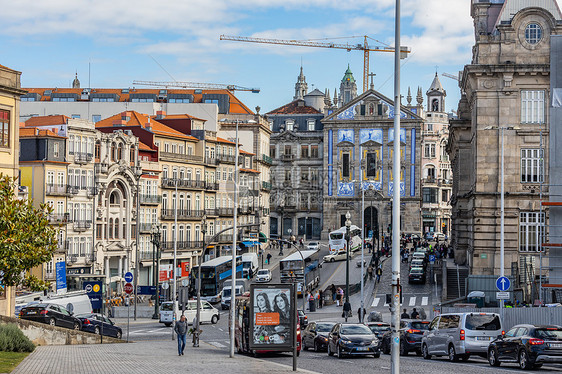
<box><xmin>405</xmin><ymin>233</ymin><xmax>421</xmax><ymax>241</ymax></box>
<box><xmin>302</xmin><ymin>321</ymin><xmax>336</xmax><ymax>352</ymax></box>
<box><xmin>433</xmin><ymin>232</ymin><xmax>447</xmax><ymax>241</ymax></box>
<box><xmin>424</xmin><ymin>232</ymin><xmax>435</xmax><ymax>241</ymax></box>
<box><xmin>307</xmin><ymin>242</ymin><xmax>320</xmax><ymax>251</ymax></box>
<box><xmin>488</xmin><ymin>324</ymin><xmax>562</xmax><ymax>369</ymax></box>
<box><xmin>77</xmin><ymin>313</ymin><xmax>122</xmax><ymax>339</ymax></box>
<box><xmin>412</xmin><ymin>252</ymin><xmax>428</xmax><ymax>264</ymax></box>
<box><xmin>323</xmin><ymin>251</ymin><xmax>347</xmax><ymax>263</ymax></box>
<box><xmin>366</xmin><ymin>322</ymin><xmax>391</xmax><ymax>348</ymax></box>
<box><xmin>327</xmin><ymin>323</ymin><xmax>381</xmax><ymax>358</ymax></box>
<box><xmin>408</xmin><ymin>267</ymin><xmax>426</xmax><ymax>284</ymax></box>
<box><xmin>19</xmin><ymin>303</ymin><xmax>82</xmax><ymax>330</ymax></box>
<box><xmin>422</xmin><ymin>312</ymin><xmax>503</xmax><ymax>361</ymax></box>
<box><xmin>159</xmin><ymin>300</ymin><xmax>219</xmax><ymax>327</ymax></box>
<box><xmin>410</xmin><ymin>258</ymin><xmax>425</xmax><ymax>270</ymax></box>
<box><xmin>255</xmin><ymin>269</ymin><xmax>272</xmax><ymax>283</ymax></box>
<box><xmin>381</xmin><ymin>320</ymin><xmax>430</xmax><ymax>355</ymax></box>
<box><xmin>298</xmin><ymin>310</ymin><xmax>308</xmax><ymax>327</ymax></box>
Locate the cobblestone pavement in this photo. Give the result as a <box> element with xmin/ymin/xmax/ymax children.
<box><xmin>12</xmin><ymin>340</ymin><xmax>318</xmax><ymax>374</ymax></box>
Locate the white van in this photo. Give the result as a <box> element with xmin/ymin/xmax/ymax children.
<box><xmin>159</xmin><ymin>300</ymin><xmax>220</xmax><ymax>327</ymax></box>
<box><xmin>42</xmin><ymin>291</ymin><xmax>93</xmax><ymax>316</ymax></box>
<box><xmin>220</xmin><ymin>284</ymin><xmax>244</xmax><ymax>310</ymax></box>
<box><xmin>242</xmin><ymin>253</ymin><xmax>259</xmax><ymax>278</ymax></box>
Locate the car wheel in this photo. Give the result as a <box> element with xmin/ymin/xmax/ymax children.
<box><xmin>94</xmin><ymin>326</ymin><xmax>100</xmax><ymax>335</ymax></box>
<box><xmin>116</xmin><ymin>331</ymin><xmax>122</xmax><ymax>339</ymax></box>
<box><xmin>488</xmin><ymin>348</ymin><xmax>500</xmax><ymax>367</ymax></box>
<box><xmin>399</xmin><ymin>341</ymin><xmax>407</xmax><ymax>356</ymax></box>
<box><xmin>302</xmin><ymin>339</ymin><xmax>308</xmax><ymax>351</ymax></box>
<box><xmin>337</xmin><ymin>345</ymin><xmax>344</xmax><ymax>359</ymax></box>
<box><xmin>422</xmin><ymin>344</ymin><xmax>432</xmax><ymax>360</ymax></box>
<box><xmin>461</xmin><ymin>354</ymin><xmax>470</xmax><ymax>362</ymax></box>
<box><xmin>330</xmin><ymin>258</ymin><xmax>335</xmax><ymax>263</ymax></box>
<box><xmin>211</xmin><ymin>315</ymin><xmax>218</xmax><ymax>324</ymax></box>
<box><xmin>328</xmin><ymin>344</ymin><xmax>334</xmax><ymax>356</ymax></box>
<box><xmin>49</xmin><ymin>317</ymin><xmax>56</xmax><ymax>327</ymax></box>
<box><xmin>448</xmin><ymin>345</ymin><xmax>458</xmax><ymax>362</ymax></box>
<box><xmin>415</xmin><ymin>350</ymin><xmax>422</xmax><ymax>356</ymax></box>
<box><xmin>519</xmin><ymin>349</ymin><xmax>532</xmax><ymax>370</ymax></box>
<box><xmin>314</xmin><ymin>341</ymin><xmax>321</xmax><ymax>352</ymax></box>
<box><xmin>383</xmin><ymin>340</ymin><xmax>390</xmax><ymax>355</ymax></box>
<box><xmin>373</xmin><ymin>352</ymin><xmax>380</xmax><ymax>358</ymax></box>
<box><xmin>165</xmin><ymin>323</ymin><xmax>172</xmax><ymax>327</ymax></box>
<box><xmin>73</xmin><ymin>322</ymin><xmax>80</xmax><ymax>330</ymax></box>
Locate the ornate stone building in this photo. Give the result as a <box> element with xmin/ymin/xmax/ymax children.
<box><xmin>448</xmin><ymin>0</ymin><xmax>562</xmax><ymax>300</ymax></box>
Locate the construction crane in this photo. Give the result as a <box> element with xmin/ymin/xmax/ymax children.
<box><xmin>220</xmin><ymin>35</ymin><xmax>410</xmax><ymax>93</ymax></box>
<box><xmin>132</xmin><ymin>80</ymin><xmax>260</xmax><ymax>93</ymax></box>
<box><xmin>441</xmin><ymin>72</ymin><xmax>459</xmax><ymax>81</ymax></box>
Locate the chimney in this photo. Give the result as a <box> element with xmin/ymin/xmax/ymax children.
<box><xmin>113</xmin><ymin>119</ymin><xmax>126</xmax><ymax>126</ymax></box>
<box><xmin>156</xmin><ymin>111</ymin><xmax>166</xmax><ymax>120</ymax></box>
<box><xmin>146</xmin><ymin>117</ymin><xmax>152</xmax><ymax>131</ymax></box>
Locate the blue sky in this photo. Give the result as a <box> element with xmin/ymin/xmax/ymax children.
<box><xmin>1</xmin><ymin>0</ymin><xmax>499</xmax><ymax>114</ymax></box>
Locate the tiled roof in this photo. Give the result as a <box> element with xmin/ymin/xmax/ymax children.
<box><xmin>266</xmin><ymin>100</ymin><xmax>321</xmax><ymax>115</ymax></box>
<box><xmin>216</xmin><ymin>137</ymin><xmax>236</xmax><ymax>145</ymax></box>
<box><xmin>95</xmin><ymin>111</ymin><xmax>199</xmax><ymax>141</ymax></box>
<box><xmin>20</xmin><ymin>127</ymin><xmax>66</xmax><ymax>139</ymax></box>
<box><xmin>24</xmin><ymin>115</ymin><xmax>69</xmax><ymax>127</ymax></box>
<box><xmin>138</xmin><ymin>142</ymin><xmax>155</xmax><ymax>151</ymax></box>
<box><xmin>153</xmin><ymin>113</ymin><xmax>206</xmax><ymax>122</ymax></box>
<box><xmin>23</xmin><ymin>88</ymin><xmax>254</xmax><ymax>115</ymax></box>
<box><xmin>0</xmin><ymin>64</ymin><xmax>18</xmax><ymax>72</ymax></box>
<box><xmin>239</xmin><ymin>168</ymin><xmax>260</xmax><ymax>174</ymax></box>
<box><xmin>239</xmin><ymin>149</ymin><xmax>255</xmax><ymax>156</ymax></box>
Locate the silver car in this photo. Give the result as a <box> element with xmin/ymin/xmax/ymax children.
<box><xmin>422</xmin><ymin>312</ymin><xmax>503</xmax><ymax>361</ymax></box>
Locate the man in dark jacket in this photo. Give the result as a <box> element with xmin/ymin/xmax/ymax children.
<box><xmin>174</xmin><ymin>315</ymin><xmax>188</xmax><ymax>356</ymax></box>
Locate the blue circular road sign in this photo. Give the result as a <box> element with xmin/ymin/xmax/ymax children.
<box><xmin>124</xmin><ymin>271</ymin><xmax>134</xmax><ymax>283</ymax></box>
<box><xmin>496</xmin><ymin>276</ymin><xmax>510</xmax><ymax>291</ymax></box>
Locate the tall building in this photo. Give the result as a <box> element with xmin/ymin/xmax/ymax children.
<box><xmin>0</xmin><ymin>63</ymin><xmax>26</xmax><ymax>315</ymax></box>
<box><xmin>448</xmin><ymin>0</ymin><xmax>562</xmax><ymax>301</ymax></box>
<box><xmin>419</xmin><ymin>75</ymin><xmax>452</xmax><ymax>236</ymax></box>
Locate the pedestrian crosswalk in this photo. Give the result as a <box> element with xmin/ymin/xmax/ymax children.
<box><xmin>129</xmin><ymin>328</ymin><xmax>171</xmax><ymax>335</ymax></box>
<box><xmin>370</xmin><ymin>294</ymin><xmax>431</xmax><ymax>308</ymax></box>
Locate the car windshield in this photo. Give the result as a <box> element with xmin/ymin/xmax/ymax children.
<box><xmin>410</xmin><ymin>268</ymin><xmax>424</xmax><ymax>274</ymax></box>
<box><xmin>534</xmin><ymin>328</ymin><xmax>562</xmax><ymax>340</ymax></box>
<box><xmin>413</xmin><ymin>253</ymin><xmax>425</xmax><ymax>257</ymax></box>
<box><xmin>368</xmin><ymin>324</ymin><xmax>390</xmax><ymax>332</ymax></box>
<box><xmin>257</xmin><ymin>270</ymin><xmax>269</xmax><ymax>275</ymax></box>
<box><xmin>330</xmin><ymin>233</ymin><xmax>343</xmax><ymax>240</ymax></box>
<box><xmin>317</xmin><ymin>323</ymin><xmax>335</xmax><ymax>332</ymax></box>
<box><xmin>223</xmin><ymin>289</ymin><xmax>232</xmax><ymax>298</ymax></box>
<box><xmin>160</xmin><ymin>303</ymin><xmax>174</xmax><ymax>311</ymax></box>
<box><xmin>341</xmin><ymin>325</ymin><xmax>373</xmax><ymax>335</ymax></box>
<box><xmin>465</xmin><ymin>314</ymin><xmax>500</xmax><ymax>330</ymax></box>
<box><xmin>410</xmin><ymin>322</ymin><xmax>430</xmax><ymax>330</ymax></box>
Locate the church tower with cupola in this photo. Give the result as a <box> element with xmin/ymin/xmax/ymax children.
<box><xmin>426</xmin><ymin>72</ymin><xmax>445</xmax><ymax>113</ymax></box>
<box><xmin>338</xmin><ymin>65</ymin><xmax>357</xmax><ymax>106</ymax></box>
<box><xmin>293</xmin><ymin>66</ymin><xmax>308</xmax><ymax>101</ymax></box>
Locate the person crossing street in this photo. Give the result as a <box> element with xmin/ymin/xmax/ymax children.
<box><xmin>174</xmin><ymin>315</ymin><xmax>188</xmax><ymax>356</ymax></box>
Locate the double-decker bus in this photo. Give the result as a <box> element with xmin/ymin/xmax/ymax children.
<box><xmin>279</xmin><ymin>250</ymin><xmax>320</xmax><ymax>295</ymax></box>
<box><xmin>190</xmin><ymin>256</ymin><xmax>243</xmax><ymax>303</ymax></box>
<box><xmin>328</xmin><ymin>225</ymin><xmax>362</xmax><ymax>254</ymax></box>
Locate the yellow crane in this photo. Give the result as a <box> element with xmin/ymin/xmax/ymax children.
<box><xmin>220</xmin><ymin>35</ymin><xmax>410</xmax><ymax>93</ymax></box>
<box><xmin>132</xmin><ymin>80</ymin><xmax>260</xmax><ymax>93</ymax></box>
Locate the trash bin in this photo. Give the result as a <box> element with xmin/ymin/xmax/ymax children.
<box><xmin>309</xmin><ymin>298</ymin><xmax>316</xmax><ymax>312</ymax></box>
<box><xmin>467</xmin><ymin>291</ymin><xmax>485</xmax><ymax>308</ymax></box>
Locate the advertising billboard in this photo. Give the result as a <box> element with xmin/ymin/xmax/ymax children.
<box><xmin>249</xmin><ymin>283</ymin><xmax>296</xmax><ymax>351</ymax></box>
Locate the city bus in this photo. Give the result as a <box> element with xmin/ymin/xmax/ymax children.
<box><xmin>279</xmin><ymin>250</ymin><xmax>320</xmax><ymax>295</ymax></box>
<box><xmin>328</xmin><ymin>225</ymin><xmax>362</xmax><ymax>254</ymax></box>
<box><xmin>190</xmin><ymin>256</ymin><xmax>243</xmax><ymax>303</ymax></box>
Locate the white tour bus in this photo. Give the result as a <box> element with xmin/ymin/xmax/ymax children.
<box><xmin>328</xmin><ymin>225</ymin><xmax>362</xmax><ymax>254</ymax></box>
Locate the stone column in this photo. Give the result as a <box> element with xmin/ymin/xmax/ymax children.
<box><xmin>118</xmin><ymin>256</ymin><xmax>123</xmax><ymax>278</ymax></box>
<box><xmin>105</xmin><ymin>256</ymin><xmax>110</xmax><ymax>285</ymax></box>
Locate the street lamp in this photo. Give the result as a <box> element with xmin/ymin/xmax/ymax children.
<box><xmin>150</xmin><ymin>225</ymin><xmax>161</xmax><ymax>319</ymax></box>
<box><xmin>344</xmin><ymin>211</ymin><xmax>352</xmax><ymax>321</ymax></box>
<box><xmin>193</xmin><ymin>218</ymin><xmax>207</xmax><ymax>348</ymax></box>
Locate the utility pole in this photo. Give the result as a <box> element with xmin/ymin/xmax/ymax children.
<box><xmin>229</xmin><ymin>120</ymin><xmax>239</xmax><ymax>358</ymax></box>
<box><xmin>391</xmin><ymin>1</ymin><xmax>402</xmax><ymax>373</ymax></box>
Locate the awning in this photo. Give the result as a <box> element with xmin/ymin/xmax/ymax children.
<box><xmin>241</xmin><ymin>241</ymin><xmax>260</xmax><ymax>247</ymax></box>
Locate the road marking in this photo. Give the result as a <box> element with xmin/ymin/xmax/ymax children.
<box><xmin>208</xmin><ymin>341</ymin><xmax>227</xmax><ymax>348</ymax></box>
<box><xmin>371</xmin><ymin>297</ymin><xmax>380</xmax><ymax>307</ymax></box>
<box><xmin>409</xmin><ymin>297</ymin><xmax>416</xmax><ymax>306</ymax></box>
<box><xmin>218</xmin><ymin>328</ymin><xmax>224</xmax><ymax>332</ymax></box>
<box><xmin>421</xmin><ymin>296</ymin><xmax>428</xmax><ymax>306</ymax></box>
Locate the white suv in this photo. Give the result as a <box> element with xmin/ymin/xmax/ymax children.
<box><xmin>255</xmin><ymin>269</ymin><xmax>272</xmax><ymax>282</ymax></box>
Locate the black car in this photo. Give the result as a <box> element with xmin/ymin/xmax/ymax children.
<box><xmin>381</xmin><ymin>320</ymin><xmax>430</xmax><ymax>355</ymax></box>
<box><xmin>488</xmin><ymin>324</ymin><xmax>562</xmax><ymax>369</ymax></box>
<box><xmin>298</xmin><ymin>310</ymin><xmax>308</xmax><ymax>327</ymax></box>
<box><xmin>366</xmin><ymin>322</ymin><xmax>391</xmax><ymax>350</ymax></box>
<box><xmin>77</xmin><ymin>313</ymin><xmax>123</xmax><ymax>339</ymax></box>
<box><xmin>302</xmin><ymin>321</ymin><xmax>336</xmax><ymax>352</ymax></box>
<box><xmin>408</xmin><ymin>267</ymin><xmax>426</xmax><ymax>284</ymax></box>
<box><xmin>327</xmin><ymin>323</ymin><xmax>380</xmax><ymax>358</ymax></box>
<box><xmin>19</xmin><ymin>303</ymin><xmax>81</xmax><ymax>330</ymax></box>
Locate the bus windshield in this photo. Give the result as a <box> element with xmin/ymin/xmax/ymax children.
<box><xmin>330</xmin><ymin>233</ymin><xmax>343</xmax><ymax>240</ymax></box>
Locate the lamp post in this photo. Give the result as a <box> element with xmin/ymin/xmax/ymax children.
<box><xmin>344</xmin><ymin>211</ymin><xmax>352</xmax><ymax>321</ymax></box>
<box><xmin>150</xmin><ymin>225</ymin><xmax>161</xmax><ymax>319</ymax></box>
<box><xmin>193</xmin><ymin>218</ymin><xmax>207</xmax><ymax>348</ymax></box>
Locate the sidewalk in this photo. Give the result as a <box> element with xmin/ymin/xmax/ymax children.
<box><xmin>13</xmin><ymin>339</ymin><xmax>319</xmax><ymax>374</ymax></box>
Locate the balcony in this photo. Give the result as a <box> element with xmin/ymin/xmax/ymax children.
<box><xmin>205</xmin><ymin>209</ymin><xmax>218</xmax><ymax>216</ymax></box>
<box><xmin>205</xmin><ymin>157</ymin><xmax>219</xmax><ymax>166</ymax></box>
<box><xmin>238</xmin><ymin>206</ymin><xmax>255</xmax><ymax>215</ymax></box>
<box><xmin>161</xmin><ymin>208</ymin><xmax>205</xmax><ymax>220</ymax></box>
<box><xmin>439</xmin><ymin>179</ymin><xmax>452</xmax><ymax>186</ymax></box>
<box><xmin>422</xmin><ymin>177</ymin><xmax>437</xmax><ymax>185</ymax></box>
<box><xmin>217</xmin><ymin>234</ymin><xmax>234</xmax><ymax>242</ymax></box>
<box><xmin>138</xmin><ymin>223</ymin><xmax>154</xmax><ymax>233</ymax></box>
<box><xmin>261</xmin><ymin>154</ymin><xmax>272</xmax><ymax>165</ymax></box>
<box><xmin>216</xmin><ymin>154</ymin><xmax>236</xmax><ymax>164</ymax></box>
<box><xmin>160</xmin><ymin>241</ymin><xmax>203</xmax><ymax>250</ymax></box>
<box><xmin>161</xmin><ymin>178</ymin><xmax>206</xmax><ymax>190</ymax></box>
<box><xmin>49</xmin><ymin>213</ymin><xmax>70</xmax><ymax>224</ymax></box>
<box><xmin>74</xmin><ymin>152</ymin><xmax>93</xmax><ymax>164</ymax></box>
<box><xmin>66</xmin><ymin>185</ymin><xmax>80</xmax><ymax>195</ymax></box>
<box><xmin>85</xmin><ymin>254</ymin><xmax>95</xmax><ymax>264</ymax></box>
<box><xmin>73</xmin><ymin>220</ymin><xmax>92</xmax><ymax>232</ymax></box>
<box><xmin>86</xmin><ymin>187</ymin><xmax>98</xmax><ymax>197</ymax></box>
<box><xmin>45</xmin><ymin>184</ymin><xmax>68</xmax><ymax>196</ymax></box>
<box><xmin>94</xmin><ymin>163</ymin><xmax>109</xmax><ymax>175</ymax></box>
<box><xmin>159</xmin><ymin>151</ymin><xmax>203</xmax><ymax>163</ymax></box>
<box><xmin>205</xmin><ymin>182</ymin><xmax>219</xmax><ymax>191</ymax></box>
<box><xmin>281</xmin><ymin>153</ymin><xmax>294</xmax><ymax>161</ymax></box>
<box><xmin>298</xmin><ymin>204</ymin><xmax>321</xmax><ymax>212</ymax></box>
<box><xmin>140</xmin><ymin>194</ymin><xmax>161</xmax><ymax>205</ymax></box>
<box><xmin>261</xmin><ymin>181</ymin><xmax>272</xmax><ymax>191</ymax></box>
<box><xmin>68</xmin><ymin>255</ymin><xmax>78</xmax><ymax>264</ymax></box>
<box><xmin>217</xmin><ymin>208</ymin><xmax>234</xmax><ymax>216</ymax></box>
<box><xmin>140</xmin><ymin>251</ymin><xmax>154</xmax><ymax>261</ymax></box>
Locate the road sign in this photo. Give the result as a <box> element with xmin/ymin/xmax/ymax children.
<box><xmin>496</xmin><ymin>276</ymin><xmax>511</xmax><ymax>291</ymax></box>
<box><xmin>161</xmin><ymin>282</ymin><xmax>169</xmax><ymax>290</ymax></box>
<box><xmin>181</xmin><ymin>279</ymin><xmax>189</xmax><ymax>287</ymax></box>
<box><xmin>496</xmin><ymin>291</ymin><xmax>510</xmax><ymax>300</ymax></box>
<box><xmin>124</xmin><ymin>271</ymin><xmax>134</xmax><ymax>283</ymax></box>
<box><xmin>124</xmin><ymin>282</ymin><xmax>134</xmax><ymax>294</ymax></box>
<box><xmin>428</xmin><ymin>255</ymin><xmax>436</xmax><ymax>263</ymax></box>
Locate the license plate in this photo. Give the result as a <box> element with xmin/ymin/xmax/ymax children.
<box><xmin>476</xmin><ymin>336</ymin><xmax>490</xmax><ymax>341</ymax></box>
<box><xmin>356</xmin><ymin>347</ymin><xmax>369</xmax><ymax>351</ymax></box>
<box><xmin>27</xmin><ymin>311</ymin><xmax>36</xmax><ymax>315</ymax></box>
<box><xmin>549</xmin><ymin>343</ymin><xmax>562</xmax><ymax>348</ymax></box>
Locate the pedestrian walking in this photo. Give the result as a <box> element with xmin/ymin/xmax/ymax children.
<box><xmin>411</xmin><ymin>308</ymin><xmax>419</xmax><ymax>319</ymax></box>
<box><xmin>330</xmin><ymin>284</ymin><xmax>337</xmax><ymax>303</ymax></box>
<box><xmin>376</xmin><ymin>266</ymin><xmax>382</xmax><ymax>283</ymax></box>
<box><xmin>336</xmin><ymin>287</ymin><xmax>344</xmax><ymax>306</ymax></box>
<box><xmin>367</xmin><ymin>265</ymin><xmax>374</xmax><ymax>280</ymax></box>
<box><xmin>401</xmin><ymin>309</ymin><xmax>410</xmax><ymax>319</ymax></box>
<box><xmin>174</xmin><ymin>315</ymin><xmax>188</xmax><ymax>356</ymax></box>
<box><xmin>314</xmin><ymin>290</ymin><xmax>320</xmax><ymax>309</ymax></box>
<box><xmin>266</xmin><ymin>252</ymin><xmax>272</xmax><ymax>265</ymax></box>
<box><xmin>357</xmin><ymin>307</ymin><xmax>366</xmax><ymax>323</ymax></box>
<box><xmin>319</xmin><ymin>289</ymin><xmax>324</xmax><ymax>308</ymax></box>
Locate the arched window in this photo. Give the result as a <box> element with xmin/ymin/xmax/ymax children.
<box><xmin>195</xmin><ymin>195</ymin><xmax>201</xmax><ymax>211</ymax></box>
<box><xmin>130</xmin><ymin>145</ymin><xmax>135</xmax><ymax>163</ymax></box>
<box><xmin>196</xmin><ymin>170</ymin><xmax>201</xmax><ymax>181</ymax></box>
<box><xmin>195</xmin><ymin>225</ymin><xmax>200</xmax><ymax>241</ymax></box>
<box><xmin>179</xmin><ymin>194</ymin><xmax>185</xmax><ymax>211</ymax></box>
<box><xmin>179</xmin><ymin>168</ymin><xmax>185</xmax><ymax>180</ymax></box>
<box><xmin>115</xmin><ymin>218</ymin><xmax>119</xmax><ymax>238</ymax></box>
<box><xmin>117</xmin><ymin>143</ymin><xmax>123</xmax><ymax>160</ymax></box>
<box><xmin>186</xmin><ymin>194</ymin><xmax>191</xmax><ymax>211</ymax></box>
<box><xmin>186</xmin><ymin>225</ymin><xmax>191</xmax><ymax>242</ymax></box>
<box><xmin>171</xmin><ymin>224</ymin><xmax>176</xmax><ymax>242</ymax></box>
<box><xmin>172</xmin><ymin>193</ymin><xmax>177</xmax><ymax>211</ymax></box>
<box><xmin>95</xmin><ymin>141</ymin><xmax>101</xmax><ymax>160</ymax></box>
<box><xmin>179</xmin><ymin>225</ymin><xmax>184</xmax><ymax>243</ymax></box>
<box><xmin>111</xmin><ymin>143</ymin><xmax>116</xmax><ymax>162</ymax></box>
<box><xmin>109</xmin><ymin>218</ymin><xmax>114</xmax><ymax>239</ymax></box>
<box><xmin>162</xmin><ymin>193</ymin><xmax>168</xmax><ymax>211</ymax></box>
<box><xmin>187</xmin><ymin>169</ymin><xmax>192</xmax><ymax>180</ymax></box>
<box><xmin>110</xmin><ymin>192</ymin><xmax>120</xmax><ymax>205</ymax></box>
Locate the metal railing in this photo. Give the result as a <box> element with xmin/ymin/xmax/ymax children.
<box><xmin>160</xmin><ymin>241</ymin><xmax>203</xmax><ymax>250</ymax></box>
<box><xmin>205</xmin><ymin>209</ymin><xmax>218</xmax><ymax>216</ymax></box>
<box><xmin>216</xmin><ymin>154</ymin><xmax>236</xmax><ymax>163</ymax></box>
<box><xmin>261</xmin><ymin>181</ymin><xmax>272</xmax><ymax>190</ymax></box>
<box><xmin>49</xmin><ymin>213</ymin><xmax>70</xmax><ymax>224</ymax></box>
<box><xmin>159</xmin><ymin>151</ymin><xmax>203</xmax><ymax>163</ymax></box>
<box><xmin>161</xmin><ymin>178</ymin><xmax>206</xmax><ymax>190</ymax></box>
<box><xmin>205</xmin><ymin>157</ymin><xmax>219</xmax><ymax>165</ymax></box>
<box><xmin>216</xmin><ymin>234</ymin><xmax>234</xmax><ymax>242</ymax></box>
<box><xmin>217</xmin><ymin>208</ymin><xmax>234</xmax><ymax>216</ymax></box>
<box><xmin>205</xmin><ymin>182</ymin><xmax>219</xmax><ymax>190</ymax></box>
<box><xmin>45</xmin><ymin>184</ymin><xmax>68</xmax><ymax>196</ymax></box>
<box><xmin>139</xmin><ymin>194</ymin><xmax>161</xmax><ymax>204</ymax></box>
<box><xmin>85</xmin><ymin>254</ymin><xmax>95</xmax><ymax>263</ymax></box>
<box><xmin>74</xmin><ymin>152</ymin><xmax>93</xmax><ymax>164</ymax></box>
<box><xmin>161</xmin><ymin>208</ymin><xmax>205</xmax><ymax>220</ymax></box>
<box><xmin>281</xmin><ymin>153</ymin><xmax>294</xmax><ymax>160</ymax></box>
<box><xmin>73</xmin><ymin>220</ymin><xmax>92</xmax><ymax>231</ymax></box>
<box><xmin>138</xmin><ymin>223</ymin><xmax>154</xmax><ymax>233</ymax></box>
<box><xmin>261</xmin><ymin>154</ymin><xmax>272</xmax><ymax>164</ymax></box>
